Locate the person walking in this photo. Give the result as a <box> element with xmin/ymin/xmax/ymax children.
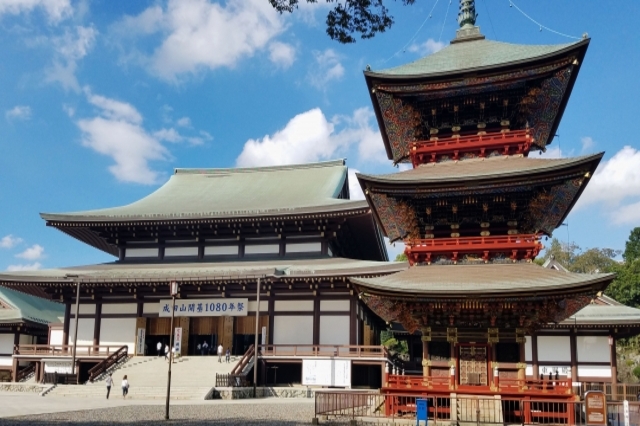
<box><xmin>122</xmin><ymin>375</ymin><xmax>129</xmax><ymax>399</ymax></box>
<box><xmin>156</xmin><ymin>341</ymin><xmax>162</xmax><ymax>357</ymax></box>
<box><xmin>225</xmin><ymin>348</ymin><xmax>230</xmax><ymax>363</ymax></box>
<box><xmin>202</xmin><ymin>341</ymin><xmax>209</xmax><ymax>355</ymax></box>
<box><xmin>196</xmin><ymin>342</ymin><xmax>201</xmax><ymax>356</ymax></box>
<box><xmin>217</xmin><ymin>343</ymin><xmax>223</xmax><ymax>363</ymax></box>
<box><xmin>105</xmin><ymin>373</ymin><xmax>113</xmax><ymax>399</ymax></box>
<box><xmin>164</xmin><ymin>343</ymin><xmax>170</xmax><ymax>362</ymax></box>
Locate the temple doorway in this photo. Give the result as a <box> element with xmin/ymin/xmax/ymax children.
<box><xmin>458</xmin><ymin>344</ymin><xmax>489</xmax><ymax>387</ymax></box>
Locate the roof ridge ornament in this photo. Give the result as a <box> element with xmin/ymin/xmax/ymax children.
<box><xmin>457</xmin><ymin>0</ymin><xmax>477</xmax><ymax>28</ymax></box>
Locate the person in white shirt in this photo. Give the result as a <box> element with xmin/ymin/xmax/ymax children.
<box><xmin>202</xmin><ymin>341</ymin><xmax>209</xmax><ymax>356</ymax></box>
<box><xmin>164</xmin><ymin>344</ymin><xmax>169</xmax><ymax>362</ymax></box>
<box><xmin>196</xmin><ymin>343</ymin><xmax>201</xmax><ymax>356</ymax></box>
<box><xmin>156</xmin><ymin>341</ymin><xmax>162</xmax><ymax>357</ymax></box>
<box><xmin>105</xmin><ymin>373</ymin><xmax>113</xmax><ymax>399</ymax></box>
<box><xmin>217</xmin><ymin>344</ymin><xmax>223</xmax><ymax>363</ymax></box>
<box><xmin>122</xmin><ymin>375</ymin><xmax>129</xmax><ymax>398</ymax></box>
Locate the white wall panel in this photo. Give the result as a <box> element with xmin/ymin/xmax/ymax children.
<box><xmin>273</xmin><ymin>316</ymin><xmax>313</xmax><ymax>344</ymax></box>
<box><xmin>50</xmin><ymin>329</ymin><xmax>63</xmax><ymax>346</ymax></box>
<box><xmin>320</xmin><ymin>300</ymin><xmax>350</xmax><ymax>312</ymax></box>
<box><xmin>0</xmin><ymin>334</ymin><xmax>13</xmax><ymax>354</ymax></box>
<box><xmin>165</xmin><ymin>247</ymin><xmax>198</xmax><ymax>257</ymax></box>
<box><xmin>577</xmin><ymin>336</ymin><xmax>610</xmax><ymax>363</ymax></box>
<box><xmin>126</xmin><ymin>248</ymin><xmax>158</xmax><ymax>258</ymax></box>
<box><xmin>78</xmin><ymin>304</ymin><xmax>96</xmax><ymax>314</ymax></box>
<box><xmin>578</xmin><ymin>365</ymin><xmax>611</xmax><ymax>378</ymax></box>
<box><xmin>144</xmin><ymin>303</ymin><xmax>159</xmax><ymax>315</ymax></box>
<box><xmin>245</xmin><ymin>244</ymin><xmax>279</xmax><ymax>254</ymax></box>
<box><xmin>100</xmin><ymin>318</ymin><xmax>136</xmax><ymax>352</ymax></box>
<box><xmin>68</xmin><ymin>318</ymin><xmax>95</xmax><ymax>346</ymax></box>
<box><xmin>525</xmin><ymin>336</ymin><xmax>532</xmax><ymax>362</ymax></box>
<box><xmin>287</xmin><ymin>242</ymin><xmax>322</xmax><ymax>253</ymax></box>
<box><xmin>537</xmin><ymin>336</ymin><xmax>571</xmax><ymax>362</ymax></box>
<box><xmin>275</xmin><ymin>300</ymin><xmax>313</xmax><ymax>312</ymax></box>
<box><xmin>319</xmin><ymin>316</ymin><xmax>350</xmax><ymax>345</ymax></box>
<box><xmin>102</xmin><ymin>304</ymin><xmax>137</xmax><ymax>315</ymax></box>
<box><xmin>0</xmin><ymin>357</ymin><xmax>11</xmax><ymax>367</ymax></box>
<box><xmin>248</xmin><ymin>300</ymin><xmax>268</xmax><ymax>312</ymax></box>
<box><xmin>205</xmin><ymin>245</ymin><xmax>238</xmax><ymax>255</ymax></box>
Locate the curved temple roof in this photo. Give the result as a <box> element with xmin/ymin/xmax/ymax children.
<box><xmin>351</xmin><ymin>263</ymin><xmax>614</xmax><ymax>297</ymax></box>
<box><xmin>42</xmin><ymin>160</ymin><xmax>361</xmax><ymax>222</ymax></box>
<box><xmin>0</xmin><ymin>285</ymin><xmax>64</xmax><ymax>325</ymax></box>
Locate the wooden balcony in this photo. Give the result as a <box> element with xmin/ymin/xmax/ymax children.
<box><xmin>257</xmin><ymin>344</ymin><xmax>387</xmax><ymax>359</ymax></box>
<box><xmin>410</xmin><ymin>129</ymin><xmax>532</xmax><ymax>166</ymax></box>
<box><xmin>14</xmin><ymin>344</ymin><xmax>124</xmax><ymax>358</ymax></box>
<box><xmin>404</xmin><ymin>234</ymin><xmax>542</xmax><ymax>265</ymax></box>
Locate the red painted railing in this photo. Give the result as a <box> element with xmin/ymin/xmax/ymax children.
<box><xmin>14</xmin><ymin>344</ymin><xmax>124</xmax><ymax>357</ymax></box>
<box><xmin>258</xmin><ymin>345</ymin><xmax>387</xmax><ymax>358</ymax></box>
<box><xmin>410</xmin><ymin>129</ymin><xmax>532</xmax><ymax>166</ymax></box>
<box><xmin>405</xmin><ymin>234</ymin><xmax>542</xmax><ymax>265</ymax></box>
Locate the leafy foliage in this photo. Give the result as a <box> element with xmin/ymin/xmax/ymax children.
<box><xmin>395</xmin><ymin>252</ymin><xmax>408</xmax><ymax>262</ymax></box>
<box><xmin>624</xmin><ymin>228</ymin><xmax>640</xmax><ymax>264</ymax></box>
<box><xmin>633</xmin><ymin>364</ymin><xmax>640</xmax><ymax>379</ymax></box>
<box><xmin>541</xmin><ymin>238</ymin><xmax>620</xmax><ymax>273</ymax></box>
<box><xmin>269</xmin><ymin>0</ymin><xmax>416</xmax><ymax>43</ymax></box>
<box><xmin>380</xmin><ymin>330</ymin><xmax>409</xmax><ymax>355</ymax></box>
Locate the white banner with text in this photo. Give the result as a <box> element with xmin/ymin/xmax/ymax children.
<box><xmin>158</xmin><ymin>298</ymin><xmax>249</xmax><ymax>317</ymax></box>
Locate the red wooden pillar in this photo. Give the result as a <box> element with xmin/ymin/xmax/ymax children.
<box><xmin>62</xmin><ymin>302</ymin><xmax>71</xmax><ymax>349</ymax></box>
<box><xmin>531</xmin><ymin>334</ymin><xmax>539</xmax><ymax>380</ymax></box>
<box><xmin>611</xmin><ymin>332</ymin><xmax>618</xmax><ymax>398</ymax></box>
<box><xmin>570</xmin><ymin>329</ymin><xmax>578</xmax><ymax>383</ymax></box>
<box><xmin>93</xmin><ymin>302</ymin><xmax>102</xmax><ymax>350</ymax></box>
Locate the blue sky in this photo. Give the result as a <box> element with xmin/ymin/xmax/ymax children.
<box><xmin>1</xmin><ymin>0</ymin><xmax>639</xmax><ymax>270</ymax></box>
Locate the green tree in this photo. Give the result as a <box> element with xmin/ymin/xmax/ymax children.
<box><xmin>269</xmin><ymin>0</ymin><xmax>416</xmax><ymax>43</ymax></box>
<box><xmin>395</xmin><ymin>253</ymin><xmax>408</xmax><ymax>262</ymax></box>
<box><xmin>605</xmin><ymin>260</ymin><xmax>640</xmax><ymax>307</ymax></box>
<box><xmin>540</xmin><ymin>238</ymin><xmax>619</xmax><ymax>274</ymax></box>
<box><xmin>624</xmin><ymin>227</ymin><xmax>640</xmax><ymax>264</ymax></box>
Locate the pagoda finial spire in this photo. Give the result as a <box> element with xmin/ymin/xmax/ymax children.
<box><xmin>457</xmin><ymin>0</ymin><xmax>477</xmax><ymax>28</ymax></box>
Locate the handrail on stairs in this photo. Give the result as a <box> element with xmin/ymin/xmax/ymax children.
<box><xmin>88</xmin><ymin>345</ymin><xmax>128</xmax><ymax>382</ymax></box>
<box><xmin>231</xmin><ymin>344</ymin><xmax>255</xmax><ymax>376</ymax></box>
<box><xmin>15</xmin><ymin>363</ymin><xmax>36</xmax><ymax>382</ymax></box>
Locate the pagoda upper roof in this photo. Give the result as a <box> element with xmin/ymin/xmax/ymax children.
<box><xmin>357</xmin><ymin>153</ymin><xmax>603</xmax><ymax>186</ymax></box>
<box><xmin>366</xmin><ymin>36</ymin><xmax>588</xmax><ymax>79</ymax></box>
<box><xmin>42</xmin><ymin>160</ymin><xmax>362</xmax><ymax>223</ymax></box>
<box><xmin>351</xmin><ymin>263</ymin><xmax>613</xmax><ymax>297</ymax></box>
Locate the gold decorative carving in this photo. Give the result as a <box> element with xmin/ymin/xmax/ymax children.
<box><xmin>515</xmin><ymin>328</ymin><xmax>526</xmax><ymax>344</ymax></box>
<box><xmin>447</xmin><ymin>327</ymin><xmax>458</xmax><ymax>343</ymax></box>
<box><xmin>487</xmin><ymin>328</ymin><xmax>499</xmax><ymax>344</ymax></box>
<box><xmin>491</xmin><ymin>361</ymin><xmax>500</xmax><ymax>369</ymax></box>
<box><xmin>448</xmin><ymin>360</ymin><xmax>456</xmax><ymax>367</ymax></box>
<box><xmin>422</xmin><ymin>359</ymin><xmax>432</xmax><ymax>367</ymax></box>
<box><xmin>421</xmin><ymin>327</ymin><xmax>432</xmax><ymax>342</ymax></box>
<box><xmin>515</xmin><ymin>362</ymin><xmax>527</xmax><ymax>369</ymax></box>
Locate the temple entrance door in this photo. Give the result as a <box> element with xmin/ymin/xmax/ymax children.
<box><xmin>458</xmin><ymin>344</ymin><xmax>489</xmax><ymax>388</ymax></box>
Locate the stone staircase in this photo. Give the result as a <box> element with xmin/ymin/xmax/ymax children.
<box><xmin>46</xmin><ymin>356</ymin><xmax>236</xmax><ymax>400</ymax></box>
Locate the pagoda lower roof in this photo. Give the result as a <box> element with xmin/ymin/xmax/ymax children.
<box><xmin>357</xmin><ymin>154</ymin><xmax>602</xmax><ymax>186</ymax></box>
<box><xmin>351</xmin><ymin>263</ymin><xmax>614</xmax><ymax>297</ymax></box>
<box><xmin>0</xmin><ymin>257</ymin><xmax>407</xmax><ymax>285</ymax></box>
<box><xmin>41</xmin><ymin>160</ymin><xmax>363</xmax><ymax>223</ymax></box>
<box><xmin>560</xmin><ymin>304</ymin><xmax>640</xmax><ymax>326</ymax></box>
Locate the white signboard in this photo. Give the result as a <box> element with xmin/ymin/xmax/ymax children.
<box><xmin>136</xmin><ymin>328</ymin><xmax>146</xmax><ymax>355</ymax></box>
<box><xmin>624</xmin><ymin>400</ymin><xmax>630</xmax><ymax>426</ymax></box>
<box><xmin>174</xmin><ymin>327</ymin><xmax>182</xmax><ymax>356</ymax></box>
<box><xmin>44</xmin><ymin>360</ymin><xmax>73</xmax><ymax>374</ymax></box>
<box><xmin>539</xmin><ymin>366</ymin><xmax>571</xmax><ymax>376</ymax></box>
<box><xmin>302</xmin><ymin>359</ymin><xmax>351</xmax><ymax>387</ymax></box>
<box><xmin>261</xmin><ymin>326</ymin><xmax>267</xmax><ymax>345</ymax></box>
<box><xmin>159</xmin><ymin>298</ymin><xmax>248</xmax><ymax>317</ymax></box>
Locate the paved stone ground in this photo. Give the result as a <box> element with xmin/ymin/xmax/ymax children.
<box><xmin>0</xmin><ymin>393</ymin><xmax>325</xmax><ymax>425</ymax></box>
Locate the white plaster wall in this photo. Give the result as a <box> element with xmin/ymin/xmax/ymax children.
<box><xmin>68</xmin><ymin>318</ymin><xmax>95</xmax><ymax>347</ymax></box>
<box><xmin>273</xmin><ymin>316</ymin><xmax>313</xmax><ymax>344</ymax></box>
<box><xmin>50</xmin><ymin>329</ymin><xmax>63</xmax><ymax>346</ymax></box>
<box><xmin>144</xmin><ymin>302</ymin><xmax>159</xmax><ymax>315</ymax></box>
<box><xmin>79</xmin><ymin>304</ymin><xmax>96</xmax><ymax>315</ymax></box>
<box><xmin>245</xmin><ymin>244</ymin><xmax>279</xmax><ymax>254</ymax></box>
<box><xmin>102</xmin><ymin>304</ymin><xmax>137</xmax><ymax>315</ymax></box>
<box><xmin>525</xmin><ymin>336</ymin><xmax>532</xmax><ymax>362</ymax></box>
<box><xmin>100</xmin><ymin>318</ymin><xmax>136</xmax><ymax>352</ymax></box>
<box><xmin>287</xmin><ymin>242</ymin><xmax>321</xmax><ymax>253</ymax></box>
<box><xmin>578</xmin><ymin>365</ymin><xmax>611</xmax><ymax>378</ymax></box>
<box><xmin>0</xmin><ymin>357</ymin><xmax>11</xmax><ymax>367</ymax></box>
<box><xmin>205</xmin><ymin>245</ymin><xmax>238</xmax><ymax>255</ymax></box>
<box><xmin>165</xmin><ymin>247</ymin><xmax>198</xmax><ymax>257</ymax></box>
<box><xmin>320</xmin><ymin>300</ymin><xmax>350</xmax><ymax>312</ymax></box>
<box><xmin>319</xmin><ymin>316</ymin><xmax>350</xmax><ymax>345</ymax></box>
<box><xmin>248</xmin><ymin>300</ymin><xmax>268</xmax><ymax>312</ymax></box>
<box><xmin>577</xmin><ymin>336</ymin><xmax>610</xmax><ymax>363</ymax></box>
<box><xmin>0</xmin><ymin>334</ymin><xmax>13</xmax><ymax>354</ymax></box>
<box><xmin>525</xmin><ymin>365</ymin><xmax>533</xmax><ymax>376</ymax></box>
<box><xmin>275</xmin><ymin>300</ymin><xmax>313</xmax><ymax>312</ymax></box>
<box><xmin>126</xmin><ymin>248</ymin><xmax>158</xmax><ymax>258</ymax></box>
<box><xmin>537</xmin><ymin>336</ymin><xmax>571</xmax><ymax>362</ymax></box>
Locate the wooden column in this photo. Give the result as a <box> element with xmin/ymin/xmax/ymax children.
<box><xmin>267</xmin><ymin>298</ymin><xmax>274</xmax><ymax>345</ymax></box>
<box><xmin>137</xmin><ymin>300</ymin><xmax>144</xmax><ymax>317</ymax></box>
<box><xmin>421</xmin><ymin>334</ymin><xmax>430</xmax><ymax>378</ymax></box>
<box><xmin>532</xmin><ymin>334</ymin><xmax>539</xmax><ymax>380</ymax></box>
<box><xmin>62</xmin><ymin>302</ymin><xmax>71</xmax><ymax>347</ymax></box>
<box><xmin>349</xmin><ymin>297</ymin><xmax>357</xmax><ymax>345</ymax></box>
<box><xmin>570</xmin><ymin>329</ymin><xmax>578</xmax><ymax>382</ymax></box>
<box><xmin>13</xmin><ymin>331</ymin><xmax>20</xmax><ymax>352</ymax></box>
<box><xmin>450</xmin><ymin>342</ymin><xmax>457</xmax><ymax>389</ymax></box>
<box><xmin>93</xmin><ymin>302</ymin><xmax>102</xmax><ymax>348</ymax></box>
<box><xmin>11</xmin><ymin>357</ymin><xmax>18</xmax><ymax>383</ymax></box>
<box><xmin>611</xmin><ymin>332</ymin><xmax>618</xmax><ymax>396</ymax></box>
<box><xmin>312</xmin><ymin>298</ymin><xmax>320</xmax><ymax>345</ymax></box>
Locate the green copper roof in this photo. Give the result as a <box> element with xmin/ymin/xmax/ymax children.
<box><xmin>42</xmin><ymin>160</ymin><xmax>362</xmax><ymax>222</ymax></box>
<box><xmin>562</xmin><ymin>304</ymin><xmax>640</xmax><ymax>325</ymax></box>
<box><xmin>369</xmin><ymin>38</ymin><xmax>585</xmax><ymax>78</ymax></box>
<box><xmin>351</xmin><ymin>263</ymin><xmax>614</xmax><ymax>295</ymax></box>
<box><xmin>0</xmin><ymin>286</ymin><xmax>64</xmax><ymax>325</ymax></box>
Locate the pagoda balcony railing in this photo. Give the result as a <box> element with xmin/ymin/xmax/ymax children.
<box><xmin>404</xmin><ymin>234</ymin><xmax>542</xmax><ymax>265</ymax></box>
<box><xmin>410</xmin><ymin>129</ymin><xmax>532</xmax><ymax>166</ymax></box>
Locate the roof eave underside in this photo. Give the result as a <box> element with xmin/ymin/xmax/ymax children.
<box><xmin>364</xmin><ymin>39</ymin><xmax>589</xmax><ymax>161</ymax></box>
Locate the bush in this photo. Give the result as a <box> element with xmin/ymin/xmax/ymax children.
<box><xmin>632</xmin><ymin>365</ymin><xmax>640</xmax><ymax>379</ymax></box>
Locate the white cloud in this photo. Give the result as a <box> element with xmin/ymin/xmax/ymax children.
<box><xmin>307</xmin><ymin>49</ymin><xmax>344</xmax><ymax>90</ymax></box>
<box><xmin>15</xmin><ymin>244</ymin><xmax>44</xmax><ymax>260</ymax></box>
<box><xmin>576</xmin><ymin>146</ymin><xmax>640</xmax><ymax>225</ymax></box>
<box><xmin>538</xmin><ymin>145</ymin><xmax>563</xmax><ymax>159</ymax></box>
<box><xmin>581</xmin><ymin>136</ymin><xmax>595</xmax><ymax>152</ymax></box>
<box><xmin>176</xmin><ymin>117</ymin><xmax>191</xmax><ymax>127</ymax></box>
<box><xmin>153</xmin><ymin>128</ymin><xmax>183</xmax><ymax>143</ymax></box>
<box><xmin>114</xmin><ymin>0</ymin><xmax>285</xmax><ymax>81</ymax></box>
<box><xmin>45</xmin><ymin>25</ymin><xmax>98</xmax><ymax>92</ymax></box>
<box><xmin>408</xmin><ymin>38</ymin><xmax>445</xmax><ymax>56</ymax></box>
<box><xmin>62</xmin><ymin>104</ymin><xmax>75</xmax><ymax>117</ymax></box>
<box><xmin>348</xmin><ymin>169</ymin><xmax>365</xmax><ymax>201</ymax></box>
<box><xmin>7</xmin><ymin>262</ymin><xmax>42</xmax><ymax>271</ymax></box>
<box><xmin>236</xmin><ymin>107</ymin><xmax>380</xmax><ymax>168</ymax></box>
<box><xmin>5</xmin><ymin>105</ymin><xmax>31</xmax><ymax>121</ymax></box>
<box><xmin>0</xmin><ymin>235</ymin><xmax>23</xmax><ymax>249</ymax></box>
<box><xmin>268</xmin><ymin>41</ymin><xmax>295</xmax><ymax>68</ymax></box>
<box><xmin>0</xmin><ymin>0</ymin><xmax>72</xmax><ymax>23</ymax></box>
<box><xmin>77</xmin><ymin>90</ymin><xmax>169</xmax><ymax>184</ymax></box>
<box><xmin>337</xmin><ymin>107</ymin><xmax>384</xmax><ymax>163</ymax></box>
